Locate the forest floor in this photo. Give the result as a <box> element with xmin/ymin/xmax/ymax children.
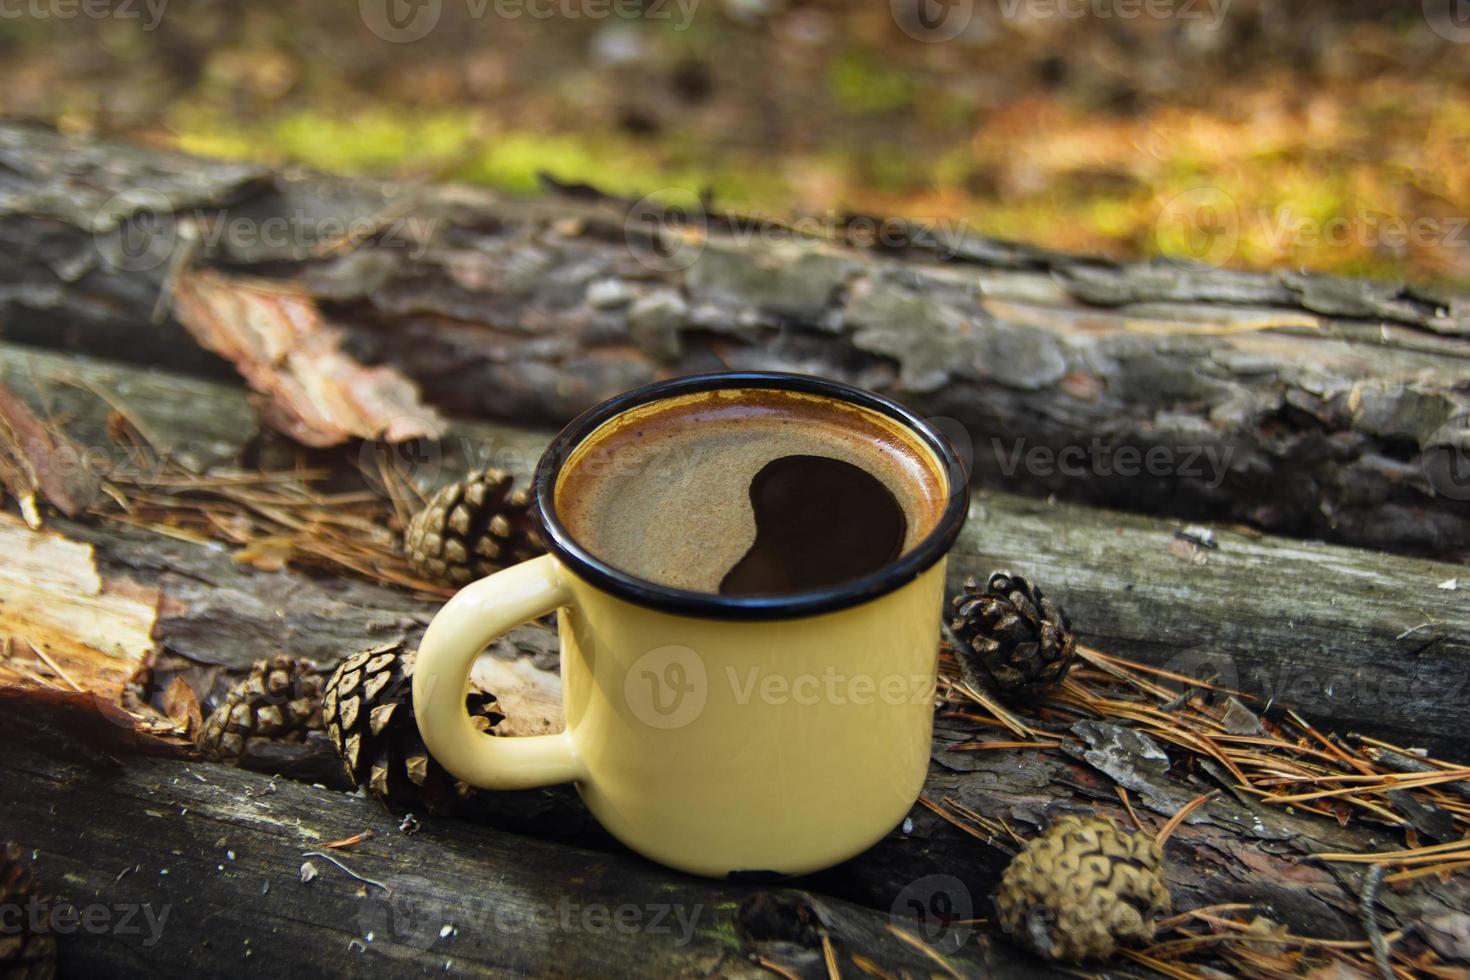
<box><xmin>3</xmin><ymin>0</ymin><xmax>1469</xmax><ymax>286</ymax></box>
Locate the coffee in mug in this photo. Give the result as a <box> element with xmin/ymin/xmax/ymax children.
<box><xmin>553</xmin><ymin>387</ymin><xmax>949</xmax><ymax>596</ymax></box>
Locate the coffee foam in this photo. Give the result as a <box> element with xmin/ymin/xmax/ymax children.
<box><xmin>554</xmin><ymin>388</ymin><xmax>948</xmax><ymax>594</ymax></box>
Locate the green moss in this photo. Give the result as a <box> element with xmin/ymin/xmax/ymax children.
<box><xmin>279</xmin><ymin>111</ymin><xmax>478</xmax><ymax>172</ymax></box>
<box><xmin>1083</xmin><ymin>196</ymin><xmax>1143</xmax><ymax>239</ymax></box>
<box><xmin>861</xmin><ymin>151</ymin><xmax>928</xmax><ymax>193</ymax></box>
<box><xmin>1268</xmin><ymin>173</ymin><xmax>1347</xmax><ymax>225</ymax></box>
<box><xmin>170</xmin><ymin>106</ymin><xmax>478</xmax><ymax>174</ymax></box>
<box><xmin>827</xmin><ymin>51</ymin><xmax>914</xmax><ymax>116</ymax></box>
<box><xmin>695</xmin><ymin>916</ymin><xmax>744</xmax><ymax>952</ymax></box>
<box><xmin>460</xmin><ymin>133</ymin><xmax>801</xmax><ymax>205</ymax></box>
<box><xmin>929</xmin><ymin>146</ymin><xmax>979</xmax><ymax>192</ymax></box>
<box><xmin>138</xmin><ymin>72</ymin><xmax>1470</xmax><ymax>288</ymax></box>
<box><xmin>165</xmin><ymin>97</ymin><xmax>809</xmax><ymax>209</ymax></box>
<box><xmin>458</xmin><ymin>132</ymin><xmax>640</xmax><ymax>195</ymax></box>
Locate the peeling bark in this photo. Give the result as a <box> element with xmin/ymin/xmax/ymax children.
<box><xmin>1</xmin><ymin>123</ymin><xmax>1467</xmax><ymax>559</ymax></box>
<box><xmin>0</xmin><ymin>515</ymin><xmax>158</xmax><ymax>706</ymax></box>
<box><xmin>1</xmin><ymin>120</ymin><xmax>1468</xmax><ymax>968</ymax></box>
<box><xmin>2</xmin><ymin>339</ymin><xmax>1466</xmax><ymax>753</ymax></box>
<box><xmin>0</xmin><ymin>381</ymin><xmax>99</xmax><ymax>522</ymax></box>
<box><xmin>172</xmin><ymin>269</ymin><xmax>445</xmax><ymax>447</ymax></box>
<box><xmin>1</xmin><ymin>344</ymin><xmax>1468</xmax><ymax>970</ymax></box>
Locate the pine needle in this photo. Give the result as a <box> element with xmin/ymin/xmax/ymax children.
<box><xmin>882</xmin><ymin>924</ymin><xmax>962</xmax><ymax>980</ymax></box>
<box><xmin>753</xmin><ymin>956</ymin><xmax>802</xmax><ymax>980</ymax></box>
<box><xmin>821</xmin><ymin>932</ymin><xmax>841</xmax><ymax>980</ymax></box>
<box><xmin>1118</xmin><ymin>947</ymin><xmax>1204</xmax><ymax>979</ymax></box>
<box><xmin>952</xmin><ymin>682</ymin><xmax>1035</xmax><ymax>739</ymax></box>
<box><xmin>847</xmin><ymin>955</ymin><xmax>896</xmax><ymax>980</ymax></box>
<box><xmin>1116</xmin><ymin>786</ymin><xmax>1145</xmax><ymax>833</ymax></box>
<box><xmin>1155</xmin><ymin>793</ymin><xmax>1214</xmax><ymax>848</ymax></box>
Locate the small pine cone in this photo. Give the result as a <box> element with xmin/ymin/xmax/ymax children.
<box><xmin>996</xmin><ymin>816</ymin><xmax>1170</xmax><ymax>962</ymax></box>
<box><xmin>323</xmin><ymin>642</ymin><xmax>499</xmax><ymax>812</ymax></box>
<box><xmin>405</xmin><ymin>468</ymin><xmax>544</xmax><ymax>586</ymax></box>
<box><xmin>196</xmin><ymin>657</ymin><xmax>324</xmax><ymax>762</ymax></box>
<box><xmin>951</xmin><ymin>571</ymin><xmax>1077</xmax><ymax>701</ymax></box>
<box><xmin>0</xmin><ymin>842</ymin><xmax>57</xmax><ymax>980</ymax></box>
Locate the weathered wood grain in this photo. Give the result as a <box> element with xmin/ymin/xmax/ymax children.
<box><xmin>839</xmin><ymin>717</ymin><xmax>1470</xmax><ymax>965</ymax></box>
<box><xmin>2</xmin><ymin>340</ymin><xmax>1465</xmax><ymax>753</ymax></box>
<box><xmin>1</xmin><ymin>737</ymin><xmax>1049</xmax><ymax>979</ymax></box>
<box><xmin>5</xmin><ymin>505</ymin><xmax>1464</xmax><ymax>963</ymax></box>
<box><xmin>3</xmin><ymin>346</ymin><xmax>1470</xmax><ymax>969</ymax></box>
<box><xmin>2</xmin><ymin>123</ymin><xmax>1468</xmax><ymax>559</ymax></box>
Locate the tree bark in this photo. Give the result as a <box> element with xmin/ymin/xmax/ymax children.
<box><xmin>3</xmin><ymin>342</ymin><xmax>1470</xmax><ymax>970</ymax></box>
<box><xmin>2</xmin><ymin>123</ymin><xmax>1468</xmax><ymax>560</ymax></box>
<box><xmin>5</xmin><ymin>340</ymin><xmax>1463</xmax><ymax>754</ymax></box>
<box><xmin>1</xmin><ymin>736</ymin><xmax>1053</xmax><ymax>979</ymax></box>
<box><xmin>7</xmin><ymin>510</ymin><xmax>1470</xmax><ymax>967</ymax></box>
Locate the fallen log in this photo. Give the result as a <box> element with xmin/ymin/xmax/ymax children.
<box><xmin>2</xmin><ymin>123</ymin><xmax>1469</xmax><ymax>560</ymax></box>
<box><xmin>3</xmin><ymin>344</ymin><xmax>1470</xmax><ymax>972</ymax></box>
<box><xmin>2</xmin><ymin>736</ymin><xmax>1049</xmax><ymax>979</ymax></box>
<box><xmin>4</xmin><ymin>341</ymin><xmax>1463</xmax><ymax>754</ymax></box>
<box><xmin>838</xmin><ymin>718</ymin><xmax>1470</xmax><ymax>971</ymax></box>
<box><xmin>7</xmin><ymin>507</ymin><xmax>1470</xmax><ymax>971</ymax></box>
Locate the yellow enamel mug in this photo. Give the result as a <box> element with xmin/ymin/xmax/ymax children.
<box><xmin>413</xmin><ymin>372</ymin><xmax>968</xmax><ymax>877</ymax></box>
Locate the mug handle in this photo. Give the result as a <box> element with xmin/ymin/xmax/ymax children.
<box><xmin>413</xmin><ymin>554</ymin><xmax>586</xmax><ymax>790</ymax></box>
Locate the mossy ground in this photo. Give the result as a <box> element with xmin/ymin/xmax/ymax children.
<box><xmin>3</xmin><ymin>1</ymin><xmax>1467</xmax><ymax>286</ymax></box>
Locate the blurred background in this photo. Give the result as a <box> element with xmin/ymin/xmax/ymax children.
<box><xmin>2</xmin><ymin>0</ymin><xmax>1469</xmax><ymax>285</ymax></box>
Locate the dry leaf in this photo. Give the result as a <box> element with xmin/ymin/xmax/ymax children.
<box><xmin>162</xmin><ymin>675</ymin><xmax>204</xmax><ymax>736</ymax></box>
<box><xmin>0</xmin><ymin>381</ymin><xmax>100</xmax><ymax>525</ymax></box>
<box><xmin>172</xmin><ymin>269</ymin><xmax>445</xmax><ymax>448</ymax></box>
<box><xmin>232</xmin><ymin>535</ymin><xmax>296</xmax><ymax>572</ymax></box>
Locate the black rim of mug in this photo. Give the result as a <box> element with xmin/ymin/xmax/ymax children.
<box><xmin>533</xmin><ymin>371</ymin><xmax>970</xmax><ymax>621</ymax></box>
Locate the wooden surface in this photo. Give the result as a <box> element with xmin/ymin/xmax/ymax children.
<box><xmin>5</xmin><ymin>341</ymin><xmax>1462</xmax><ymax>753</ymax></box>
<box><xmin>2</xmin><ymin>342</ymin><xmax>1469</xmax><ymax>976</ymax></box>
<box><xmin>2</xmin><ymin>736</ymin><xmax>1050</xmax><ymax>979</ymax></box>
<box><xmin>2</xmin><ymin>123</ymin><xmax>1468</xmax><ymax>560</ymax></box>
<box><xmin>3</xmin><ymin>124</ymin><xmax>1470</xmax><ymax>976</ymax></box>
<box><xmin>6</xmin><ymin>506</ymin><xmax>1470</xmax><ymax>970</ymax></box>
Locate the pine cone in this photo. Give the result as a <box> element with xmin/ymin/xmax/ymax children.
<box><xmin>323</xmin><ymin>642</ymin><xmax>498</xmax><ymax>812</ymax></box>
<box><xmin>996</xmin><ymin>816</ymin><xmax>1170</xmax><ymax>962</ymax></box>
<box><xmin>0</xmin><ymin>843</ymin><xmax>57</xmax><ymax>980</ymax></box>
<box><xmin>196</xmin><ymin>657</ymin><xmax>324</xmax><ymax>762</ymax></box>
<box><xmin>951</xmin><ymin>571</ymin><xmax>1077</xmax><ymax>701</ymax></box>
<box><xmin>405</xmin><ymin>468</ymin><xmax>544</xmax><ymax>586</ymax></box>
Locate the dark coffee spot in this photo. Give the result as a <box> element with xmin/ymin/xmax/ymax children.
<box><xmin>719</xmin><ymin>455</ymin><xmax>905</xmax><ymax>596</ymax></box>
